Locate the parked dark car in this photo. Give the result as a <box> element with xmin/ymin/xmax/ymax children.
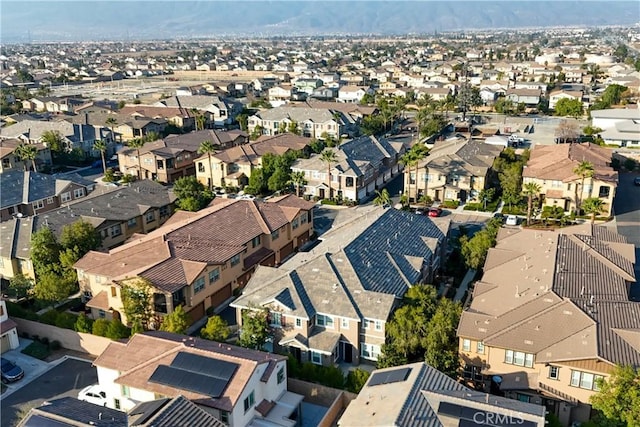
<box><xmin>634</xmin><ymin>177</ymin><xmax>640</xmax><ymax>186</ymax></box>
<box><xmin>1</xmin><ymin>357</ymin><xmax>24</xmax><ymax>383</ymax></box>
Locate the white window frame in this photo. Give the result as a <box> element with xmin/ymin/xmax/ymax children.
<box><xmin>311</xmin><ymin>351</ymin><xmax>322</xmax><ymax>365</ymax></box>
<box><xmin>341</xmin><ymin>318</ymin><xmax>349</xmax><ymax>329</ymax></box>
<box><xmin>270</xmin><ymin>311</ymin><xmax>282</xmax><ymax>328</ymax></box>
<box><xmin>32</xmin><ymin>200</ymin><xmax>45</xmax><ymax>210</ymax></box>
<box><xmin>295</xmin><ymin>318</ymin><xmax>302</xmax><ymax>329</ymax></box>
<box><xmin>208</xmin><ymin>268</ymin><xmax>220</xmax><ymax>283</ymax></box>
<box><xmin>477</xmin><ymin>341</ymin><xmax>485</xmax><ymax>354</ymax></box>
<box><xmin>316</xmin><ymin>314</ymin><xmax>334</xmax><ymax>329</ymax></box>
<box><xmin>61</xmin><ymin>192</ymin><xmax>71</xmax><ymax>202</ymax></box>
<box><xmin>548</xmin><ymin>366</ymin><xmax>560</xmax><ymax>380</ymax></box>
<box><xmin>193</xmin><ymin>277</ymin><xmax>205</xmax><ymax>294</ymax></box>
<box><xmin>361</xmin><ymin>343</ymin><xmax>381</xmax><ymax>361</ymax></box>
<box><xmin>47</xmin><ymin>197</ymin><xmax>54</xmax><ymax>204</ymax></box>
<box><xmin>73</xmin><ymin>188</ymin><xmax>85</xmax><ymax>198</ymax></box>
<box><xmin>462</xmin><ymin>339</ymin><xmax>471</xmax><ymax>352</ymax></box>
<box><xmin>230</xmin><ymin>254</ymin><xmax>241</xmax><ymax>267</ymax></box>
<box><xmin>374</xmin><ymin>320</ymin><xmax>382</xmax><ymax>331</ymax></box>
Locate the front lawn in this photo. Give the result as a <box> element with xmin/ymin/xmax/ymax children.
<box><xmin>21</xmin><ymin>341</ymin><xmax>51</xmax><ymax>360</ymax></box>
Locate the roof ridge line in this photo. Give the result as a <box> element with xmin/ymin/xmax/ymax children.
<box><xmin>568</xmin><ymin>234</ymin><xmax>635</xmax><ymax>282</ymax></box>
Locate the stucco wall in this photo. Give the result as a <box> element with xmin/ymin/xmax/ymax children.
<box><xmin>13</xmin><ymin>318</ymin><xmax>113</xmax><ymax>356</ymax></box>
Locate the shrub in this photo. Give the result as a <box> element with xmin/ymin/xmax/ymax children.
<box><xmin>55</xmin><ymin>312</ymin><xmax>78</xmax><ymax>330</ymax></box>
<box><xmin>6</xmin><ymin>301</ymin><xmax>40</xmax><ymax>321</ymax></box>
<box><xmin>106</xmin><ymin>319</ymin><xmax>130</xmax><ymax>339</ymax></box>
<box><xmin>50</xmin><ymin>340</ymin><xmax>61</xmax><ymax>351</ymax></box>
<box><xmin>21</xmin><ymin>341</ymin><xmax>50</xmax><ymax>360</ymax></box>
<box><xmin>74</xmin><ymin>314</ymin><xmax>93</xmax><ymax>333</ymax></box>
<box><xmin>463</xmin><ymin>203</ymin><xmax>481</xmax><ymax>211</ymax></box>
<box><xmin>624</xmin><ymin>158</ymin><xmax>637</xmax><ymax>171</ymax></box>
<box><xmin>92</xmin><ymin>319</ymin><xmax>110</xmax><ymax>337</ymax></box>
<box><xmin>345</xmin><ymin>369</ymin><xmax>371</xmax><ymax>393</ymax></box>
<box><xmin>39</xmin><ymin>309</ymin><xmax>59</xmax><ymax>325</ymax></box>
<box><xmin>320</xmin><ymin>199</ymin><xmax>338</xmax><ymax>205</ymax></box>
<box><xmin>441</xmin><ymin>200</ymin><xmax>460</xmax><ymax>209</ymax></box>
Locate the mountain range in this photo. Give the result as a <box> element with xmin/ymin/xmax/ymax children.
<box><xmin>2</xmin><ymin>1</ymin><xmax>639</xmax><ymax>42</ymax></box>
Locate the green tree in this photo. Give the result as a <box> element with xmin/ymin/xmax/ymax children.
<box><xmin>238</xmin><ymin>308</ymin><xmax>270</xmax><ymax>350</ymax></box>
<box><xmin>319</xmin><ymin>149</ymin><xmax>338</xmax><ymax>199</ymax></box>
<box><xmin>345</xmin><ymin>369</ymin><xmax>371</xmax><ymax>393</ymax></box>
<box><xmin>92</xmin><ymin>318</ymin><xmax>110</xmax><ymax>337</ymax></box>
<box><xmin>554</xmin><ymin>98</ymin><xmax>583</xmax><ymax>117</ymax></box>
<box><xmin>582</xmin><ymin>197</ymin><xmax>605</xmax><ymax>223</ymax></box>
<box><xmin>267</xmin><ymin>167</ymin><xmax>291</xmax><ymax>193</ymax></box>
<box><xmin>30</xmin><ymin>228</ymin><xmax>62</xmax><ymax>274</ymax></box>
<box><xmin>424</xmin><ymin>299</ymin><xmax>462</xmax><ymax>377</ymax></box>
<box><xmin>499</xmin><ymin>164</ymin><xmax>523</xmax><ymax>209</ymax></box>
<box><xmin>289</xmin><ymin>171</ymin><xmax>307</xmax><ymax>197</ymax></box>
<box><xmin>8</xmin><ymin>273</ymin><xmax>33</xmax><ymax>300</ymax></box>
<box><xmin>197</xmin><ymin>140</ymin><xmax>216</xmax><ymax>190</ymax></box>
<box><xmin>522</xmin><ymin>182</ymin><xmax>542</xmax><ymax>225</ymax></box>
<box><xmin>74</xmin><ymin>313</ymin><xmax>93</xmax><ymax>333</ymax></box>
<box><xmin>287</xmin><ymin>120</ymin><xmax>300</xmax><ymax>135</ymax></box>
<box><xmin>93</xmin><ymin>140</ymin><xmax>108</xmax><ymax>175</ymax></box>
<box><xmin>160</xmin><ymin>304</ymin><xmax>190</xmax><ymax>335</ymax></box>
<box><xmin>173</xmin><ymin>176</ymin><xmax>214</xmax><ymax>211</ymax></box>
<box><xmin>105</xmin><ymin>117</ymin><xmax>118</xmax><ymax>143</ymax></box>
<box><xmin>60</xmin><ymin>220</ymin><xmax>102</xmax><ymax>257</ymax></box>
<box><xmin>15</xmin><ymin>144</ymin><xmax>38</xmax><ymax>172</ymax></box>
<box><xmin>120</xmin><ymin>278</ymin><xmax>153</xmax><ymax>330</ymax></box>
<box><xmin>573</xmin><ymin>160</ymin><xmax>594</xmax><ymax>214</ymax></box>
<box><xmin>32</xmin><ymin>268</ymin><xmax>77</xmax><ymax>304</ymax></box>
<box><xmin>200</xmin><ymin>316</ymin><xmax>231</xmax><ymax>342</ymax></box>
<box><xmin>460</xmin><ymin>231</ymin><xmax>494</xmax><ymax>270</ymax></box>
<box><xmin>590</xmin><ymin>365</ymin><xmax>640</xmax><ymax>426</ymax></box>
<box><xmin>106</xmin><ymin>318</ymin><xmax>130</xmax><ymax>339</ymax></box>
<box><xmin>126</xmin><ymin>138</ymin><xmax>147</xmax><ymax>179</ymax></box>
<box><xmin>373</xmin><ymin>188</ymin><xmax>391</xmax><ymax>208</ymax></box>
<box><xmin>41</xmin><ymin>130</ymin><xmax>66</xmax><ymax>154</ymax></box>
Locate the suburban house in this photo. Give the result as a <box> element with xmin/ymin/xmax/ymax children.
<box><xmin>338</xmin><ymin>362</ymin><xmax>546</xmax><ymax>427</ymax></box>
<box><xmin>74</xmin><ymin>196</ymin><xmax>315</xmax><ymax>326</ymax></box>
<box><xmin>291</xmin><ymin>135</ymin><xmax>405</xmax><ymax>203</ymax></box>
<box><xmin>0</xmin><ymin>170</ymin><xmax>95</xmax><ymax>221</ymax></box>
<box><xmin>113</xmin><ymin>116</ymin><xmax>168</xmax><ymax>141</ymax></box>
<box><xmin>33</xmin><ymin>180</ymin><xmax>176</xmax><ymax>250</ymax></box>
<box><xmin>248</xmin><ymin>106</ymin><xmax>350</xmax><ymax>140</ymax></box>
<box><xmin>505</xmin><ymin>88</ymin><xmax>542</xmax><ymax>107</ymax></box>
<box><xmin>590</xmin><ymin>108</ymin><xmax>640</xmax><ymax>148</ymax></box>
<box><xmin>155</xmin><ymin>95</ymin><xmax>242</xmax><ymax>128</ymax></box>
<box><xmin>93</xmin><ymin>331</ymin><xmax>302</xmax><ymax>427</ymax></box>
<box><xmin>337</xmin><ymin>85</ymin><xmax>372</xmax><ymax>103</ymax></box>
<box><xmin>116</xmin><ymin>130</ymin><xmax>246</xmax><ymax>183</ymax></box>
<box><xmin>231</xmin><ymin>208</ymin><xmax>450</xmax><ymax>367</ymax></box>
<box><xmin>522</xmin><ymin>142</ymin><xmax>617</xmax><ymax>216</ymax></box>
<box><xmin>549</xmin><ymin>89</ymin><xmax>585</xmax><ymax>110</ymax></box>
<box><xmin>0</xmin><ymin>217</ymin><xmax>36</xmax><ymax>282</ymax></box>
<box><xmin>457</xmin><ymin>224</ymin><xmax>638</xmax><ymax>426</ymax></box>
<box><xmin>128</xmin><ymin>396</ymin><xmax>226</xmax><ymax>427</ymax></box>
<box><xmin>406</xmin><ymin>138</ymin><xmax>503</xmax><ymax>203</ymax></box>
<box><xmin>17</xmin><ymin>397</ymin><xmax>127</xmax><ymax>427</ymax></box>
<box><xmin>0</xmin><ymin>139</ymin><xmax>52</xmax><ymax>174</ymax></box>
<box><xmin>118</xmin><ymin>106</ymin><xmax>196</xmax><ymax>132</ymax></box>
<box><xmin>194</xmin><ymin>134</ymin><xmax>311</xmax><ymax>189</ymax></box>
<box><xmin>0</xmin><ymin>299</ymin><xmax>19</xmax><ymax>353</ymax></box>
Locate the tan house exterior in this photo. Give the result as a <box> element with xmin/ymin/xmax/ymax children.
<box><xmin>74</xmin><ymin>196</ymin><xmax>315</xmax><ymax>326</ymax></box>
<box><xmin>232</xmin><ymin>208</ymin><xmax>450</xmax><ymax>367</ymax></box>
<box><xmin>522</xmin><ymin>143</ymin><xmax>617</xmax><ymax>216</ymax></box>
<box><xmin>0</xmin><ymin>217</ymin><xmax>36</xmax><ymax>282</ymax></box>
<box><xmin>0</xmin><ymin>139</ymin><xmax>52</xmax><ymax>174</ymax></box>
<box><xmin>194</xmin><ymin>134</ymin><xmax>311</xmax><ymax>189</ymax></box>
<box><xmin>405</xmin><ymin>138</ymin><xmax>503</xmax><ymax>203</ymax></box>
<box><xmin>457</xmin><ymin>224</ymin><xmax>638</xmax><ymax>426</ymax></box>
<box><xmin>248</xmin><ymin>106</ymin><xmax>348</xmax><ymax>140</ymax></box>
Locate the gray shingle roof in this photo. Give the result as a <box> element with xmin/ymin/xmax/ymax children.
<box><xmin>129</xmin><ymin>395</ymin><xmax>227</xmax><ymax>427</ymax></box>
<box><xmin>24</xmin><ymin>397</ymin><xmax>126</xmax><ymax>427</ymax></box>
<box><xmin>0</xmin><ymin>170</ymin><xmax>92</xmax><ymax>209</ymax></box>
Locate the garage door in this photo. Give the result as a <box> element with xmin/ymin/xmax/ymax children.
<box><xmin>0</xmin><ymin>334</ymin><xmax>11</xmax><ymax>354</ymax></box>
<box><xmin>186</xmin><ymin>302</ymin><xmax>205</xmax><ymax>324</ymax></box>
<box><xmin>210</xmin><ymin>283</ymin><xmax>232</xmax><ymax>308</ymax></box>
<box><xmin>280</xmin><ymin>241</ymin><xmax>294</xmax><ymax>262</ymax></box>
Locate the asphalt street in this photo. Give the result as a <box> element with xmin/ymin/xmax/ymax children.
<box><xmin>612</xmin><ymin>172</ymin><xmax>640</xmax><ymax>301</ymax></box>
<box><xmin>1</xmin><ymin>358</ymin><xmax>97</xmax><ymax>427</ymax></box>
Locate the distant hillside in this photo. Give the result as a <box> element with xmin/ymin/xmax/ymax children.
<box><xmin>2</xmin><ymin>1</ymin><xmax>639</xmax><ymax>42</ymax></box>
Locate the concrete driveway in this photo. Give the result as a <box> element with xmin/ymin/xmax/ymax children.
<box><xmin>1</xmin><ymin>339</ymin><xmax>50</xmax><ymax>398</ymax></box>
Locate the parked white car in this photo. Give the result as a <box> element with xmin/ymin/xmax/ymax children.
<box><xmin>506</xmin><ymin>215</ymin><xmax>518</xmax><ymax>226</ymax></box>
<box><xmin>78</xmin><ymin>384</ymin><xmax>107</xmax><ymax>406</ymax></box>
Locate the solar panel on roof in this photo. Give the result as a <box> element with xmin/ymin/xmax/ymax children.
<box><xmin>149</xmin><ymin>365</ymin><xmax>229</xmax><ymax>398</ymax></box>
<box><xmin>171</xmin><ymin>351</ymin><xmax>238</xmax><ymax>381</ymax></box>
<box><xmin>368</xmin><ymin>367</ymin><xmax>412</xmax><ymax>386</ymax></box>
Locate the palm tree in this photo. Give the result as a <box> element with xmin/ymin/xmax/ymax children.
<box><xmin>289</xmin><ymin>171</ymin><xmax>307</xmax><ymax>197</ymax></box>
<box><xmin>197</xmin><ymin>140</ymin><xmax>216</xmax><ymax>189</ymax></box>
<box><xmin>400</xmin><ymin>150</ymin><xmax>418</xmax><ymax>203</ymax></box>
<box><xmin>127</xmin><ymin>138</ymin><xmax>146</xmax><ymax>180</ymax></box>
<box><xmin>319</xmin><ymin>149</ymin><xmax>338</xmax><ymax>200</ymax></box>
<box><xmin>41</xmin><ymin>130</ymin><xmax>66</xmax><ymax>154</ymax></box>
<box><xmin>573</xmin><ymin>160</ymin><xmax>594</xmax><ymax>214</ymax></box>
<box><xmin>373</xmin><ymin>188</ymin><xmax>391</xmax><ymax>208</ymax></box>
<box><xmin>402</xmin><ymin>144</ymin><xmax>429</xmax><ymax>204</ymax></box>
<box><xmin>105</xmin><ymin>117</ymin><xmax>118</xmax><ymax>144</ymax></box>
<box><xmin>522</xmin><ymin>182</ymin><xmax>542</xmax><ymax>225</ymax></box>
<box><xmin>15</xmin><ymin>144</ymin><xmax>38</xmax><ymax>172</ymax></box>
<box><xmin>582</xmin><ymin>197</ymin><xmax>605</xmax><ymax>224</ymax></box>
<box><xmin>93</xmin><ymin>140</ymin><xmax>108</xmax><ymax>175</ymax></box>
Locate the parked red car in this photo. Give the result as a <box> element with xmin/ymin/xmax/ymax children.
<box><xmin>428</xmin><ymin>208</ymin><xmax>442</xmax><ymax>217</ymax></box>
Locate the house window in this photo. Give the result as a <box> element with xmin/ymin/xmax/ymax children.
<box><xmin>220</xmin><ymin>411</ymin><xmax>229</xmax><ymax>424</ymax></box>
<box><xmin>73</xmin><ymin>188</ymin><xmax>85</xmax><ymax>198</ymax></box>
<box><xmin>33</xmin><ymin>200</ymin><xmax>44</xmax><ymax>210</ymax></box>
<box><xmin>300</xmin><ymin>215</ymin><xmax>307</xmax><ymax>224</ymax></box>
<box><xmin>292</xmin><ymin>218</ymin><xmax>299</xmax><ymax>230</ymax></box>
<box><xmin>316</xmin><ymin>314</ymin><xmax>334</xmax><ymax>328</ymax></box>
<box><xmin>127</xmin><ymin>218</ymin><xmax>137</xmax><ymax>227</ymax></box>
<box><xmin>270</xmin><ymin>312</ymin><xmax>282</xmax><ymax>327</ymax></box>
<box><xmin>47</xmin><ymin>197</ymin><xmax>54</xmax><ymax>204</ymax></box>
<box><xmin>111</xmin><ymin>287</ymin><xmax>117</xmax><ymax>297</ymax></box>
<box><xmin>198</xmin><ymin>163</ymin><xmax>205</xmax><ymax>173</ymax></box>
<box><xmin>99</xmin><ymin>310</ymin><xmax>106</xmax><ymax>318</ymax></box>
<box><xmin>345</xmin><ymin>177</ymin><xmax>354</xmax><ymax>187</ymax></box>
<box><xmin>146</xmin><ymin>211</ymin><xmax>155</xmax><ymax>223</ymax></box>
<box><xmin>277</xmin><ymin>366</ymin><xmax>285</xmax><ymax>384</ymax></box>
<box><xmin>160</xmin><ymin>206</ymin><xmax>169</xmax><ymax>217</ymax></box>
<box><xmin>549</xmin><ymin>366</ymin><xmax>560</xmax><ymax>380</ymax></box>
<box><xmin>374</xmin><ymin>320</ymin><xmax>382</xmax><ymax>331</ymax></box>
<box><xmin>570</xmin><ymin>370</ymin><xmax>604</xmax><ymax>390</ymax></box>
<box><xmin>271</xmin><ymin>229</ymin><xmax>279</xmax><ymax>240</ymax></box>
<box><xmin>341</xmin><ymin>318</ymin><xmax>349</xmax><ymax>329</ymax></box>
<box><xmin>243</xmin><ymin>391</ymin><xmax>255</xmax><ymax>413</ymax></box>
<box><xmin>516</xmin><ymin>393</ymin><xmax>531</xmax><ymax>403</ymax></box>
<box><xmin>598</xmin><ymin>186</ymin><xmax>610</xmax><ymax>198</ymax></box>
<box><xmin>504</xmin><ymin>350</ymin><xmax>534</xmax><ymax>368</ymax></box>
<box><xmin>114</xmin><ymin>399</ymin><xmax>121</xmax><ymax>410</ymax></box>
<box><xmin>362</xmin><ymin>319</ymin><xmax>370</xmax><ymax>330</ymax></box>
<box><xmin>230</xmin><ymin>254</ymin><xmax>241</xmax><ymax>267</ymax></box>
<box><xmin>295</xmin><ymin>318</ymin><xmax>302</xmax><ymax>328</ymax></box>
<box><xmin>208</xmin><ymin>268</ymin><xmax>220</xmax><ymax>283</ymax></box>
<box><xmin>477</xmin><ymin>341</ymin><xmax>485</xmax><ymax>354</ymax></box>
<box><xmin>121</xmin><ymin>385</ymin><xmax>130</xmax><ymax>397</ymax></box>
<box><xmin>462</xmin><ymin>339</ymin><xmax>471</xmax><ymax>352</ymax></box>
<box><xmin>110</xmin><ymin>225</ymin><xmax>122</xmax><ymax>237</ymax></box>
<box><xmin>361</xmin><ymin>343</ymin><xmax>381</xmax><ymax>360</ymax></box>
<box><xmin>251</xmin><ymin>235</ymin><xmax>261</xmax><ymax>248</ymax></box>
<box><xmin>311</xmin><ymin>351</ymin><xmax>322</xmax><ymax>365</ymax></box>
<box><xmin>194</xmin><ymin>277</ymin><xmax>205</xmax><ymax>294</ymax></box>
